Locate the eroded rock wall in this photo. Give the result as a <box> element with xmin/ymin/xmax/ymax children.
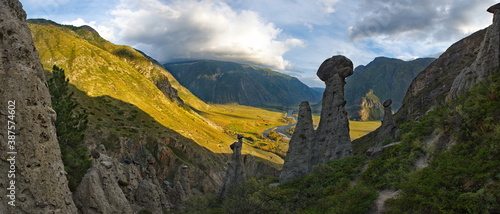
<box><xmin>0</xmin><ymin>0</ymin><xmax>77</xmax><ymax>212</ymax></box>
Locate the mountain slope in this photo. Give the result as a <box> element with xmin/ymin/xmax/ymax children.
<box><xmin>345</xmin><ymin>57</ymin><xmax>435</xmax><ymax>120</ymax></box>
<box><xmin>186</xmin><ymin>5</ymin><xmax>500</xmax><ymax>213</ymax></box>
<box><xmin>27</xmin><ymin>20</ymin><xmax>235</xmax><ymax>152</ymax></box>
<box><xmin>164</xmin><ymin>60</ymin><xmax>322</xmax><ymax>108</ymax></box>
<box><xmin>27</xmin><ymin>19</ymin><xmax>288</xmax><ymax>166</ymax></box>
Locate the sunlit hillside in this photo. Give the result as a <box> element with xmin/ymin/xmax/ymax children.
<box><xmin>28</xmin><ymin>21</ymin><xmax>284</xmax><ymax>163</ymax></box>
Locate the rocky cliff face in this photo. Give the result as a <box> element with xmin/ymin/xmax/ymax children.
<box><xmin>0</xmin><ymin>0</ymin><xmax>77</xmax><ymax>213</ymax></box>
<box><xmin>344</xmin><ymin>57</ymin><xmax>434</xmax><ymax>120</ymax></box>
<box><xmin>448</xmin><ymin>4</ymin><xmax>500</xmax><ymax>99</ymax></box>
<box><xmin>397</xmin><ymin>5</ymin><xmax>499</xmax><ymax>124</ymax></box>
<box><xmin>280</xmin><ymin>56</ymin><xmax>353</xmax><ymax>183</ymax></box>
<box><xmin>396</xmin><ymin>29</ymin><xmax>487</xmax><ymax>123</ymax></box>
<box><xmin>355</xmin><ymin>3</ymin><xmax>499</xmax><ymax>154</ymax></box>
<box><xmin>73</xmin><ymin>147</ymin><xmax>172</xmax><ymax>214</ymax></box>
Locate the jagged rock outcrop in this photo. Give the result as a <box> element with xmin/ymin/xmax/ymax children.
<box><xmin>73</xmin><ymin>147</ymin><xmax>171</xmax><ymax>214</ymax></box>
<box><xmin>345</xmin><ymin>57</ymin><xmax>434</xmax><ymax>120</ymax></box>
<box><xmin>156</xmin><ymin>80</ymin><xmax>184</xmax><ymax>105</ymax></box>
<box><xmin>358</xmin><ymin>90</ymin><xmax>384</xmax><ymax>121</ymax></box>
<box><xmin>0</xmin><ymin>0</ymin><xmax>78</xmax><ymax>213</ymax></box>
<box><xmin>448</xmin><ymin>3</ymin><xmax>500</xmax><ymax>99</ymax></box>
<box><xmin>396</xmin><ymin>29</ymin><xmax>487</xmax><ymax>123</ymax></box>
<box><xmin>355</xmin><ymin>3</ymin><xmax>499</xmax><ymax>155</ymax></box>
<box><xmin>219</xmin><ymin>135</ymin><xmax>246</xmax><ymax>197</ymax></box>
<box><xmin>366</xmin><ymin>99</ymin><xmax>397</xmax><ymax>157</ymax></box>
<box><xmin>280</xmin><ymin>55</ymin><xmax>353</xmax><ymax>183</ymax></box>
<box><xmin>379</xmin><ymin>99</ymin><xmax>396</xmax><ymax>141</ymax></box>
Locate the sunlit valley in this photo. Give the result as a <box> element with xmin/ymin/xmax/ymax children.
<box><xmin>1</xmin><ymin>0</ymin><xmax>499</xmax><ymax>213</ymax></box>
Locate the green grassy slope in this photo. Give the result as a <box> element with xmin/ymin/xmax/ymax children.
<box><xmin>28</xmin><ymin>20</ymin><xmax>286</xmax><ymax>164</ymax></box>
<box><xmin>29</xmin><ymin>22</ymin><xmax>231</xmax><ymax>152</ymax></box>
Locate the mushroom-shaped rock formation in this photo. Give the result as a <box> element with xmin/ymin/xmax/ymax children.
<box><xmin>487</xmin><ymin>3</ymin><xmax>500</xmax><ymax>13</ymax></box>
<box><xmin>383</xmin><ymin>99</ymin><xmax>392</xmax><ymax>108</ymax></box>
<box><xmin>280</xmin><ymin>55</ymin><xmax>354</xmax><ymax>183</ymax></box>
<box><xmin>219</xmin><ymin>135</ymin><xmax>246</xmax><ymax>197</ymax></box>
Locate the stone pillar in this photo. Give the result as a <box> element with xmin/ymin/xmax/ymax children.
<box><xmin>0</xmin><ymin>0</ymin><xmax>78</xmax><ymax>213</ymax></box>
<box><xmin>279</xmin><ymin>101</ymin><xmax>314</xmax><ymax>183</ymax></box>
<box><xmin>313</xmin><ymin>55</ymin><xmax>353</xmax><ymax>165</ymax></box>
<box><xmin>280</xmin><ymin>55</ymin><xmax>353</xmax><ymax>183</ymax></box>
<box><xmin>219</xmin><ymin>134</ymin><xmax>246</xmax><ymax>197</ymax></box>
<box><xmin>378</xmin><ymin>99</ymin><xmax>396</xmax><ymax>142</ymax></box>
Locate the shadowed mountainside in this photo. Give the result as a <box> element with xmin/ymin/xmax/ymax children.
<box><xmin>345</xmin><ymin>57</ymin><xmax>435</xmax><ymax>120</ymax></box>
<box><xmin>164</xmin><ymin>60</ymin><xmax>322</xmax><ymax>109</ymax></box>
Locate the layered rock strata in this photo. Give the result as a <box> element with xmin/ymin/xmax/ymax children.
<box><xmin>280</xmin><ymin>55</ymin><xmax>353</xmax><ymax>183</ymax></box>
<box><xmin>0</xmin><ymin>0</ymin><xmax>78</xmax><ymax>213</ymax></box>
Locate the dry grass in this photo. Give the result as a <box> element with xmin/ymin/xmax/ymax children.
<box><xmin>312</xmin><ymin>116</ymin><xmax>381</xmax><ymax>140</ymax></box>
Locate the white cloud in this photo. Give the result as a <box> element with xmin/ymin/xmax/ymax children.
<box><xmin>62</xmin><ymin>18</ymin><xmax>117</xmax><ymax>42</ymax></box>
<box><xmin>109</xmin><ymin>0</ymin><xmax>304</xmax><ymax>70</ymax></box>
<box><xmin>317</xmin><ymin>0</ymin><xmax>341</xmax><ymax>14</ymax></box>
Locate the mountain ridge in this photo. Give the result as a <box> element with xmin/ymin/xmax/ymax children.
<box><xmin>164</xmin><ymin>60</ymin><xmax>322</xmax><ymax>109</ymax></box>
<box><xmin>345</xmin><ymin>56</ymin><xmax>435</xmax><ymax>120</ymax></box>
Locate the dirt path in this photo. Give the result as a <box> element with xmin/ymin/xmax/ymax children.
<box><xmin>371</xmin><ymin>189</ymin><xmax>400</xmax><ymax>214</ymax></box>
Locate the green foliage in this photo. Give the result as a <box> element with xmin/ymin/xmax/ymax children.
<box><xmin>386</xmin><ymin>74</ymin><xmax>500</xmax><ymax>213</ymax></box>
<box><xmin>361</xmin><ymin>142</ymin><xmax>424</xmax><ymax>190</ymax></box>
<box><xmin>222</xmin><ymin>178</ymin><xmax>293</xmax><ymax>214</ymax></box>
<box><xmin>181</xmin><ymin>156</ymin><xmax>377</xmax><ymax>214</ymax></box>
<box><xmin>48</xmin><ymin>65</ymin><xmax>91</xmax><ymax>191</ymax></box>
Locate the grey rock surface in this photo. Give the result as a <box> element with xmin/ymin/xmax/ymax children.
<box><xmin>219</xmin><ymin>135</ymin><xmax>246</xmax><ymax>197</ymax></box>
<box><xmin>280</xmin><ymin>55</ymin><xmax>353</xmax><ymax>183</ymax></box>
<box><xmin>378</xmin><ymin>99</ymin><xmax>396</xmax><ymax>142</ymax></box>
<box><xmin>448</xmin><ymin>4</ymin><xmax>500</xmax><ymax>99</ymax></box>
<box><xmin>0</xmin><ymin>0</ymin><xmax>78</xmax><ymax>213</ymax></box>
<box><xmin>73</xmin><ymin>151</ymin><xmax>171</xmax><ymax>214</ymax></box>
<box><xmin>279</xmin><ymin>101</ymin><xmax>314</xmax><ymax>183</ymax></box>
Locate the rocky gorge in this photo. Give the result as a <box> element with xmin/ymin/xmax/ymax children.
<box><xmin>1</xmin><ymin>0</ymin><xmax>499</xmax><ymax>213</ymax></box>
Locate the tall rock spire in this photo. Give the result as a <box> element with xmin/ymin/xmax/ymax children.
<box><xmin>219</xmin><ymin>134</ymin><xmax>246</xmax><ymax>197</ymax></box>
<box><xmin>0</xmin><ymin>0</ymin><xmax>78</xmax><ymax>212</ymax></box>
<box><xmin>280</xmin><ymin>55</ymin><xmax>353</xmax><ymax>183</ymax></box>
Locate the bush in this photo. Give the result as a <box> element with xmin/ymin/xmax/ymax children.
<box><xmin>361</xmin><ymin>142</ymin><xmax>424</xmax><ymax>190</ymax></box>
<box><xmin>386</xmin><ymin>74</ymin><xmax>500</xmax><ymax>213</ymax></box>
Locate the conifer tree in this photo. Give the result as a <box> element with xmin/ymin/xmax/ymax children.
<box><xmin>48</xmin><ymin>65</ymin><xmax>91</xmax><ymax>191</ymax></box>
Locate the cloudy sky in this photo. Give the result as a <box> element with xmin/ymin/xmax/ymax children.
<box><xmin>20</xmin><ymin>0</ymin><xmax>496</xmax><ymax>87</ymax></box>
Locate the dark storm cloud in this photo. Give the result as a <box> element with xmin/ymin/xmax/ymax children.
<box><xmin>349</xmin><ymin>0</ymin><xmax>496</xmax><ymax>41</ymax></box>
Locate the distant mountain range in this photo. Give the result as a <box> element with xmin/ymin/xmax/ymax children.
<box><xmin>345</xmin><ymin>57</ymin><xmax>435</xmax><ymax>120</ymax></box>
<box><xmin>164</xmin><ymin>60</ymin><xmax>322</xmax><ymax>109</ymax></box>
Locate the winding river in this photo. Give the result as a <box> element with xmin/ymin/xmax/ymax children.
<box><xmin>262</xmin><ymin>109</ymin><xmax>297</xmax><ymax>141</ymax></box>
